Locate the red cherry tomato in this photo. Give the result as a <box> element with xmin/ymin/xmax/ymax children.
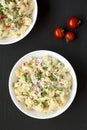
<box><xmin>65</xmin><ymin>31</ymin><xmax>75</xmax><ymax>42</ymax></box>
<box><xmin>67</xmin><ymin>16</ymin><xmax>81</xmax><ymax>29</ymax></box>
<box><xmin>20</xmin><ymin>20</ymin><xmax>24</xmax><ymax>26</ymax></box>
<box><xmin>0</xmin><ymin>15</ymin><xmax>5</xmax><ymax>20</ymax></box>
<box><xmin>6</xmin><ymin>23</ymin><xmax>11</xmax><ymax>28</ymax></box>
<box><xmin>54</xmin><ymin>27</ymin><xmax>64</xmax><ymax>39</ymax></box>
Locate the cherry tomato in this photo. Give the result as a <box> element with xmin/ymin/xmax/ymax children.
<box><xmin>6</xmin><ymin>23</ymin><xmax>11</xmax><ymax>28</ymax></box>
<box><xmin>0</xmin><ymin>15</ymin><xmax>5</xmax><ymax>20</ymax></box>
<box><xmin>67</xmin><ymin>16</ymin><xmax>81</xmax><ymax>29</ymax></box>
<box><xmin>54</xmin><ymin>27</ymin><xmax>64</xmax><ymax>39</ymax></box>
<box><xmin>65</xmin><ymin>31</ymin><xmax>75</xmax><ymax>42</ymax></box>
<box><xmin>20</xmin><ymin>20</ymin><xmax>24</xmax><ymax>26</ymax></box>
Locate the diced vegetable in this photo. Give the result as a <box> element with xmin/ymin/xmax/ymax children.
<box><xmin>34</xmin><ymin>100</ymin><xmax>40</xmax><ymax>106</ymax></box>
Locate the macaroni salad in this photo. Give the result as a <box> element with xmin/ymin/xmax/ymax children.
<box><xmin>13</xmin><ymin>55</ymin><xmax>72</xmax><ymax>113</ymax></box>
<box><xmin>0</xmin><ymin>0</ymin><xmax>34</xmax><ymax>39</ymax></box>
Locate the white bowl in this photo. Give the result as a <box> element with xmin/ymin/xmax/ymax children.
<box><xmin>9</xmin><ymin>50</ymin><xmax>77</xmax><ymax>119</ymax></box>
<box><xmin>0</xmin><ymin>0</ymin><xmax>38</xmax><ymax>45</ymax></box>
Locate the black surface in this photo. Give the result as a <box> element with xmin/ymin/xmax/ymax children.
<box><xmin>0</xmin><ymin>0</ymin><xmax>87</xmax><ymax>130</ymax></box>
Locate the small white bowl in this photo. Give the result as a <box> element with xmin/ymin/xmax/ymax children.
<box><xmin>0</xmin><ymin>0</ymin><xmax>38</xmax><ymax>45</ymax></box>
<box><xmin>9</xmin><ymin>50</ymin><xmax>77</xmax><ymax>119</ymax></box>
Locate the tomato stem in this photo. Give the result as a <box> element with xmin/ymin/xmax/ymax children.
<box><xmin>78</xmin><ymin>20</ymin><xmax>81</xmax><ymax>25</ymax></box>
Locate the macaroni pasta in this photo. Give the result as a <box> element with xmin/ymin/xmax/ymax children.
<box><xmin>13</xmin><ymin>55</ymin><xmax>72</xmax><ymax>113</ymax></box>
<box><xmin>0</xmin><ymin>0</ymin><xmax>34</xmax><ymax>39</ymax></box>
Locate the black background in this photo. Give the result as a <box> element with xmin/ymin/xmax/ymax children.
<box><xmin>0</xmin><ymin>0</ymin><xmax>87</xmax><ymax>130</ymax></box>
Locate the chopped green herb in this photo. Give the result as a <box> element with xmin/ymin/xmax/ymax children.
<box><xmin>15</xmin><ymin>21</ymin><xmax>21</xmax><ymax>29</ymax></box>
<box><xmin>58</xmin><ymin>61</ymin><xmax>63</xmax><ymax>66</ymax></box>
<box><xmin>4</xmin><ymin>7</ymin><xmax>9</xmax><ymax>13</ymax></box>
<box><xmin>25</xmin><ymin>104</ymin><xmax>28</xmax><ymax>107</ymax></box>
<box><xmin>34</xmin><ymin>100</ymin><xmax>40</xmax><ymax>106</ymax></box>
<box><xmin>54</xmin><ymin>93</ymin><xmax>60</xmax><ymax>98</ymax></box>
<box><xmin>0</xmin><ymin>4</ymin><xmax>3</xmax><ymax>12</ymax></box>
<box><xmin>42</xmin><ymin>100</ymin><xmax>49</xmax><ymax>108</ymax></box>
<box><xmin>44</xmin><ymin>82</ymin><xmax>48</xmax><ymax>86</ymax></box>
<box><xmin>5</xmin><ymin>7</ymin><xmax>9</xmax><ymax>10</ymax></box>
<box><xmin>21</xmin><ymin>92</ymin><xmax>29</xmax><ymax>96</ymax></box>
<box><xmin>44</xmin><ymin>82</ymin><xmax>49</xmax><ymax>89</ymax></box>
<box><xmin>55</xmin><ymin>87</ymin><xmax>63</xmax><ymax>91</ymax></box>
<box><xmin>0</xmin><ymin>4</ymin><xmax>3</xmax><ymax>8</ymax></box>
<box><xmin>36</xmin><ymin>70</ymin><xmax>42</xmax><ymax>80</ymax></box>
<box><xmin>41</xmin><ymin>91</ymin><xmax>47</xmax><ymax>97</ymax></box>
<box><xmin>5</xmin><ymin>0</ymin><xmax>13</xmax><ymax>3</ymax></box>
<box><xmin>42</xmin><ymin>66</ymin><xmax>48</xmax><ymax>70</ymax></box>
<box><xmin>40</xmin><ymin>87</ymin><xmax>43</xmax><ymax>91</ymax></box>
<box><xmin>13</xmin><ymin>7</ymin><xmax>17</xmax><ymax>11</ymax></box>
<box><xmin>2</xmin><ymin>30</ymin><xmax>5</xmax><ymax>32</ymax></box>
<box><xmin>23</xmin><ymin>74</ymin><xmax>28</xmax><ymax>82</ymax></box>
<box><xmin>0</xmin><ymin>21</ymin><xmax>2</xmax><ymax>24</ymax></box>
<box><xmin>49</xmin><ymin>75</ymin><xmax>57</xmax><ymax>81</ymax></box>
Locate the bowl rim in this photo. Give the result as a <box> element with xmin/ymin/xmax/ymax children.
<box><xmin>0</xmin><ymin>0</ymin><xmax>38</xmax><ymax>45</ymax></box>
<box><xmin>8</xmin><ymin>50</ymin><xmax>77</xmax><ymax>119</ymax></box>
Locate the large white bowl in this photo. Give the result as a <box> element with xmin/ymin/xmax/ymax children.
<box><xmin>9</xmin><ymin>50</ymin><xmax>77</xmax><ymax>119</ymax></box>
<box><xmin>0</xmin><ymin>0</ymin><xmax>38</xmax><ymax>45</ymax></box>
